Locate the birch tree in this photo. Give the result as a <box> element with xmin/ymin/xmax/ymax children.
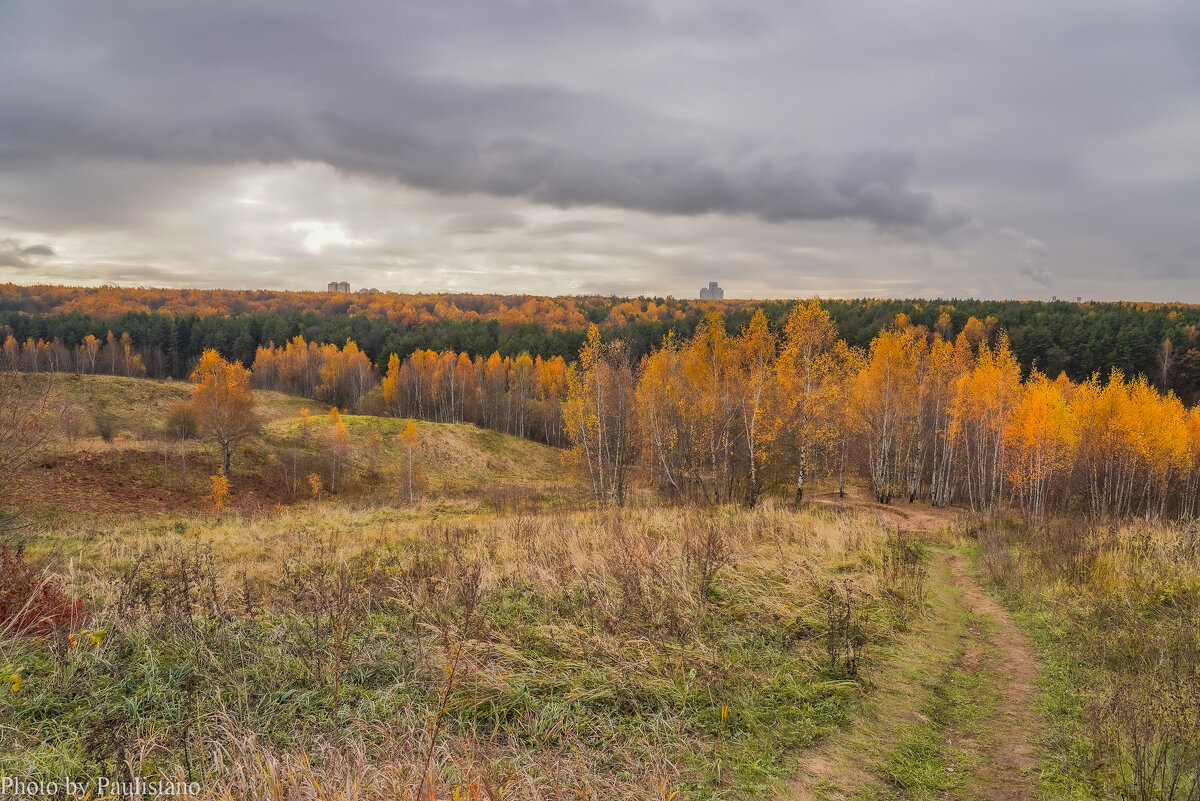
<box><xmin>773</xmin><ymin>299</ymin><xmax>838</xmax><ymax>506</ymax></box>
<box><xmin>563</xmin><ymin>325</ymin><xmax>636</xmax><ymax>506</ymax></box>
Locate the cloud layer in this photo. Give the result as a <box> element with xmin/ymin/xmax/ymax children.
<box><xmin>0</xmin><ymin>239</ymin><xmax>55</xmax><ymax>271</ymax></box>
<box><xmin>0</xmin><ymin>3</ymin><xmax>970</xmax><ymax>235</ymax></box>
<box><xmin>0</xmin><ymin>0</ymin><xmax>1197</xmax><ymax>299</ymax></box>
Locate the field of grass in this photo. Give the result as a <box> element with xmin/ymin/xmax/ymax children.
<box><xmin>17</xmin><ymin>372</ymin><xmax>326</xmax><ymax>438</ymax></box>
<box><xmin>977</xmin><ymin>519</ymin><xmax>1200</xmax><ymax>800</ymax></box>
<box><xmin>0</xmin><ymin>375</ymin><xmax>943</xmax><ymax>799</ymax></box>
<box><xmin>14</xmin><ymin>374</ymin><xmax>572</xmax><ymax>517</ymax></box>
<box><xmin>1</xmin><ymin>501</ymin><xmax>932</xmax><ymax>799</ymax></box>
<box><xmin>263</xmin><ymin>413</ymin><xmax>572</xmax><ymax>502</ymax></box>
<box><xmin>20</xmin><ymin>374</ymin><xmax>1199</xmax><ymax>800</ymax></box>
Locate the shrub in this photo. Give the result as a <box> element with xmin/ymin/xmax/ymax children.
<box><xmin>0</xmin><ymin>542</ymin><xmax>84</xmax><ymax>635</ymax></box>
<box><xmin>92</xmin><ymin>410</ymin><xmax>118</xmax><ymax>442</ymax></box>
<box><xmin>165</xmin><ymin>401</ymin><xmax>199</xmax><ymax>440</ymax></box>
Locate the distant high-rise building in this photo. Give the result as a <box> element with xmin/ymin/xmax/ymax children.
<box><xmin>327</xmin><ymin>281</ymin><xmax>351</xmax><ymax>293</ymax></box>
<box><xmin>699</xmin><ymin>281</ymin><xmax>724</xmax><ymax>300</ymax></box>
<box><xmin>327</xmin><ymin>281</ymin><xmax>339</xmax><ymax>292</ymax></box>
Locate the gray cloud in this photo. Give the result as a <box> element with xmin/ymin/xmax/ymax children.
<box><xmin>0</xmin><ymin>238</ymin><xmax>54</xmax><ymax>271</ymax></box>
<box><xmin>529</xmin><ymin>221</ymin><xmax>617</xmax><ymax>238</ymax></box>
<box><xmin>0</xmin><ymin>0</ymin><xmax>1197</xmax><ymax>299</ymax></box>
<box><xmin>0</xmin><ymin>1</ymin><xmax>971</xmax><ymax>236</ymax></box>
<box><xmin>444</xmin><ymin>212</ymin><xmax>528</xmax><ymax>235</ymax></box>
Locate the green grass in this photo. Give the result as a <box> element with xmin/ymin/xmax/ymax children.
<box><xmin>976</xmin><ymin>521</ymin><xmax>1200</xmax><ymax>801</ymax></box>
<box><xmin>865</xmin><ymin>619</ymin><xmax>998</xmax><ymax>801</ymax></box>
<box><xmin>1010</xmin><ymin>608</ymin><xmax>1105</xmax><ymax>801</ymax></box>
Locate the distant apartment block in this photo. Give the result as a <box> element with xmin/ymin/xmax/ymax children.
<box><xmin>326</xmin><ymin>281</ymin><xmax>350</xmax><ymax>293</ymax></box>
<box><xmin>699</xmin><ymin>281</ymin><xmax>724</xmax><ymax>300</ymax></box>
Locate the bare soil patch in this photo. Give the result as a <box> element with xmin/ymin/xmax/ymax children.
<box><xmin>27</xmin><ymin>448</ymin><xmax>290</xmax><ymax>515</ymax></box>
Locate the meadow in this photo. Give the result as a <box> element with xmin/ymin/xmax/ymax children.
<box><xmin>2</xmin><ymin>371</ymin><xmax>1199</xmax><ymax>801</ymax></box>
<box><xmin>0</xmin><ymin>375</ymin><xmax>929</xmax><ymax>800</ymax></box>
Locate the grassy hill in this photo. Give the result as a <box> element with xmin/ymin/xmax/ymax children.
<box><xmin>18</xmin><ymin>372</ymin><xmax>325</xmax><ymax>438</ymax></box>
<box><xmin>16</xmin><ymin>374</ymin><xmax>570</xmax><ymax>516</ymax></box>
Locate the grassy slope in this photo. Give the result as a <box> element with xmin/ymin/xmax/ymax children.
<box><xmin>799</xmin><ymin>520</ymin><xmax>1200</xmax><ymax>801</ymax></box>
<box><xmin>264</xmin><ymin>413</ymin><xmax>568</xmax><ymax>498</ymax></box>
<box><xmin>976</xmin><ymin>521</ymin><xmax>1200</xmax><ymax>801</ymax></box>
<box><xmin>779</xmin><ymin>550</ymin><xmax>983</xmax><ymax>801</ymax></box>
<box><xmin>6</xmin><ymin>375</ymin><xmax>1070</xmax><ymax>800</ymax></box>
<box><xmin>780</xmin><ymin>541</ymin><xmax>1056</xmax><ymax>801</ymax></box>
<box><xmin>19</xmin><ymin>372</ymin><xmax>325</xmax><ymax>437</ymax></box>
<box><xmin>16</xmin><ymin>374</ymin><xmax>570</xmax><ymax>515</ymax></box>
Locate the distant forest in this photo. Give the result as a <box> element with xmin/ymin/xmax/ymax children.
<box><xmin>1</xmin><ymin>284</ymin><xmax>1195</xmax><ymax>398</ymax></box>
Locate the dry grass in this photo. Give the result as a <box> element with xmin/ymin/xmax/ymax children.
<box><xmin>262</xmin><ymin>413</ymin><xmax>573</xmax><ymax>501</ymax></box>
<box><xmin>2</xmin><ymin>502</ymin><xmax>925</xmax><ymax>800</ymax></box>
<box><xmin>2</xmin><ymin>374</ymin><xmax>938</xmax><ymax>797</ymax></box>
<box><xmin>978</xmin><ymin>518</ymin><xmax>1200</xmax><ymax>800</ymax></box>
<box><xmin>15</xmin><ymin>374</ymin><xmax>571</xmax><ymax>516</ymax></box>
<box><xmin>17</xmin><ymin>373</ymin><xmax>326</xmax><ymax>440</ymax></box>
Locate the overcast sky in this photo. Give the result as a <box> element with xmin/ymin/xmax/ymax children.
<box><xmin>1</xmin><ymin>0</ymin><xmax>1197</xmax><ymax>301</ymax></box>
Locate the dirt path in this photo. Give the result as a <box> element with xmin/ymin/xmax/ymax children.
<box><xmin>809</xmin><ymin>488</ymin><xmax>967</xmax><ymax>536</ymax></box>
<box><xmin>779</xmin><ymin>540</ymin><xmax>1041</xmax><ymax>801</ymax></box>
<box><xmin>946</xmin><ymin>552</ymin><xmax>1039</xmax><ymax>801</ymax></box>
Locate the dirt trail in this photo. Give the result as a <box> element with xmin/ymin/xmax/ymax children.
<box><xmin>779</xmin><ymin>500</ymin><xmax>1041</xmax><ymax>801</ymax></box>
<box><xmin>809</xmin><ymin>488</ymin><xmax>965</xmax><ymax>536</ymax></box>
<box><xmin>946</xmin><ymin>552</ymin><xmax>1039</xmax><ymax>801</ymax></box>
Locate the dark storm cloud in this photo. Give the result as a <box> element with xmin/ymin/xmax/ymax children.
<box><xmin>0</xmin><ymin>1</ymin><xmax>970</xmax><ymax>235</ymax></box>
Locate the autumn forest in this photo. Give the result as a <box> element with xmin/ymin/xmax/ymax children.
<box><xmin>4</xmin><ymin>289</ymin><xmax>1200</xmax><ymax>522</ymax></box>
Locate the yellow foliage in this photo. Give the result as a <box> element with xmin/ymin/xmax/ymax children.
<box><xmin>210</xmin><ymin>472</ymin><xmax>231</xmax><ymax>511</ymax></box>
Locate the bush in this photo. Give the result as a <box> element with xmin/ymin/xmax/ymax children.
<box><xmin>0</xmin><ymin>542</ymin><xmax>84</xmax><ymax>635</ymax></box>
<box><xmin>164</xmin><ymin>401</ymin><xmax>199</xmax><ymax>440</ymax></box>
<box><xmin>92</xmin><ymin>410</ymin><xmax>118</xmax><ymax>442</ymax></box>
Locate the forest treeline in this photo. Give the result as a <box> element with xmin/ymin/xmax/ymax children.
<box><xmin>8</xmin><ymin>302</ymin><xmax>1200</xmax><ymax>522</ymax></box>
<box><xmin>3</xmin><ymin>283</ymin><xmax>1200</xmax><ymax>394</ymax></box>
<box><xmin>563</xmin><ymin>304</ymin><xmax>1200</xmax><ymax>520</ymax></box>
<box><xmin>250</xmin><ymin>336</ymin><xmax>569</xmax><ymax>446</ymax></box>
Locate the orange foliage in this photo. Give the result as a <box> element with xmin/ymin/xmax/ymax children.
<box><xmin>0</xmin><ymin>283</ymin><xmax>758</xmax><ymax>329</ymax></box>
<box><xmin>621</xmin><ymin>306</ymin><xmax>1200</xmax><ymax>519</ymax></box>
<box><xmin>209</xmin><ymin>472</ymin><xmax>231</xmax><ymax>512</ymax></box>
<box><xmin>191</xmin><ymin>349</ymin><xmax>256</xmax><ymax>477</ymax></box>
